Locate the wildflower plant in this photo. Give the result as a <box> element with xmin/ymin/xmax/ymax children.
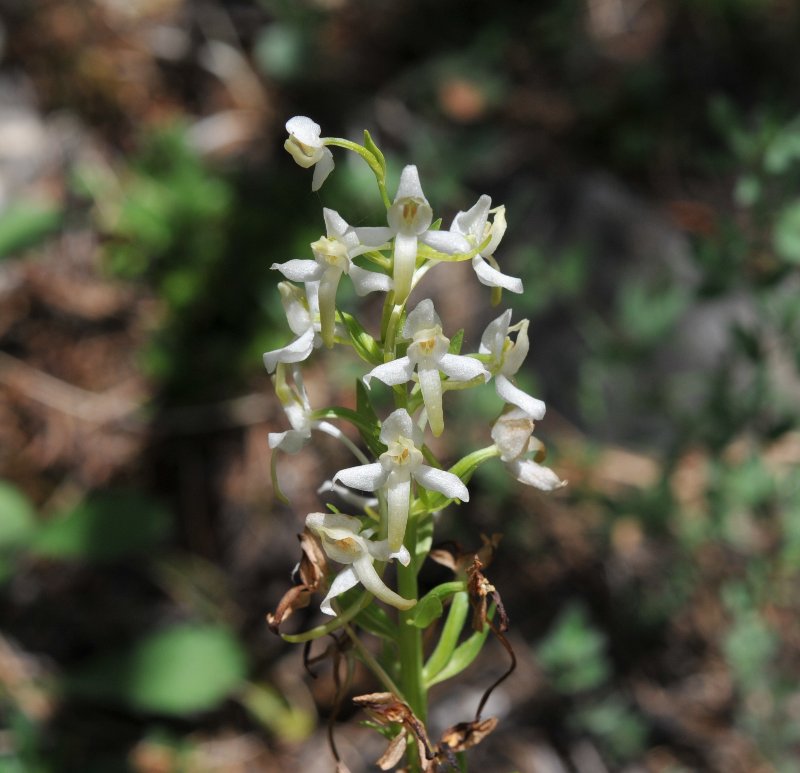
<box><xmin>267</xmin><ymin>116</ymin><xmax>564</xmax><ymax>771</ymax></box>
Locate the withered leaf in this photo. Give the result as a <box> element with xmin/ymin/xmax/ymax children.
<box><xmin>439</xmin><ymin>717</ymin><xmax>498</xmax><ymax>752</ymax></box>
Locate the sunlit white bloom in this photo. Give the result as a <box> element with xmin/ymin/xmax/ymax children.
<box><xmin>306</xmin><ymin>512</ymin><xmax>414</xmax><ymax>614</ymax></box>
<box><xmin>262</xmin><ymin>281</ymin><xmax>325</xmax><ymax>373</ymax></box>
<box><xmin>268</xmin><ymin>365</ymin><xmax>369</xmax><ymax>464</ymax></box>
<box><xmin>284</xmin><ymin>116</ymin><xmax>334</xmax><ymax>191</ymax></box>
<box><xmin>450</xmin><ymin>195</ymin><xmax>522</xmax><ymax>294</ymax></box>
<box><xmin>386</xmin><ymin>165</ymin><xmax>470</xmax><ymax>302</ymax></box>
<box><xmin>333</xmin><ymin>409</ymin><xmax>469</xmax><ymax>552</ymax></box>
<box><xmin>491</xmin><ymin>407</ymin><xmax>566</xmax><ymax>491</ymax></box>
<box><xmin>271</xmin><ymin>208</ymin><xmax>391</xmax><ymax>347</ymax></box>
<box><xmin>480</xmin><ymin>309</ymin><xmax>546</xmax><ymax>420</ymax></box>
<box><xmin>364</xmin><ymin>299</ymin><xmax>489</xmax><ymax>437</ymax></box>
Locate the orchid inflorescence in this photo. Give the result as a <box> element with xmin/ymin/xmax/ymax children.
<box><xmin>267</xmin><ymin>116</ymin><xmax>565</xmax><ymax>771</ymax></box>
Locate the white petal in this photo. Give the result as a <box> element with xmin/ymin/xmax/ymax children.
<box><xmin>286</xmin><ymin>116</ymin><xmax>322</xmax><ymax>146</ymax></box>
<box><xmin>438</xmin><ymin>353</ymin><xmax>490</xmax><ymax>383</ymax></box>
<box><xmin>386</xmin><ymin>474</ymin><xmax>411</xmax><ymax>552</ymax></box>
<box><xmin>268</xmin><ymin>429</ymin><xmax>310</xmax><ymax>453</ymax></box>
<box><xmin>414</xmin><ymin>465</ymin><xmax>469</xmax><ymax>501</ymax></box>
<box><xmin>485</xmin><ymin>206</ymin><xmax>507</xmax><ymax>255</ymax></box>
<box><xmin>451</xmin><ymin>195</ymin><xmax>490</xmax><ymax>238</ymax></box>
<box><xmin>379</xmin><ymin>408</ymin><xmax>419</xmax><ymax>446</ymax></box>
<box><xmin>352</xmin><ymin>226</ymin><xmax>393</xmax><ymax>248</ymax></box>
<box><xmin>262</xmin><ymin>328</ymin><xmax>316</xmax><ymax>372</ymax></box>
<box><xmin>333</xmin><ymin>462</ymin><xmax>388</xmax><ymax>492</ymax></box>
<box><xmin>479</xmin><ymin>310</ymin><xmax>512</xmax><ymax>357</ymax></box>
<box><xmin>419</xmin><ymin>229</ymin><xmax>470</xmax><ymax>255</ymax></box>
<box><xmin>403</xmin><ymin>298</ymin><xmax>440</xmax><ymax>338</ymax></box>
<box><xmin>495</xmin><ymin>375</ymin><xmax>546</xmax><ymax>421</ymax></box>
<box><xmin>507</xmin><ymin>459</ymin><xmax>566</xmax><ymax>491</ymax></box>
<box><xmin>502</xmin><ymin>320</ymin><xmax>530</xmax><ymax>375</ymax></box>
<box><xmin>320</xmin><ymin>567</ymin><xmax>360</xmax><ymax>615</ymax></box>
<box><xmin>353</xmin><ymin>556</ymin><xmax>415</xmax><ymax>610</ymax></box>
<box><xmin>472</xmin><ymin>255</ymin><xmax>523</xmax><ymax>293</ymax></box>
<box><xmin>392</xmin><ymin>232</ymin><xmax>418</xmax><ymax>302</ymax></box>
<box><xmin>322</xmin><ymin>207</ymin><xmax>349</xmax><ymax>239</ymax></box>
<box><xmin>394</xmin><ymin>164</ymin><xmax>425</xmax><ymax>202</ymax></box>
<box><xmin>311</xmin><ymin>148</ymin><xmax>335</xmax><ymax>191</ymax></box>
<box><xmin>271</xmin><ymin>259</ymin><xmax>324</xmax><ymax>283</ymax></box>
<box><xmin>417</xmin><ymin>365</ymin><xmax>444</xmax><ymax>437</ymax></box>
<box><xmin>318</xmin><ymin>271</ymin><xmax>340</xmax><ymax>348</ymax></box>
<box><xmin>349</xmin><ymin>264</ymin><xmax>392</xmax><ymax>295</ymax></box>
<box><xmin>364</xmin><ymin>357</ymin><xmax>414</xmax><ymax>387</ymax></box>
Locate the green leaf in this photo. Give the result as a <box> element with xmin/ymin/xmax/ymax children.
<box><xmin>363</xmin><ymin>130</ymin><xmax>386</xmax><ymax>175</ymax></box>
<box><xmin>339</xmin><ymin>311</ymin><xmax>383</xmax><ymax>364</ymax></box>
<box><xmin>448</xmin><ymin>329</ymin><xmax>464</xmax><ymax>355</ymax></box>
<box><xmin>355</xmin><ymin>379</ymin><xmax>384</xmax><ymax>457</ymax></box>
<box><xmin>0</xmin><ymin>481</ymin><xmax>37</xmax><ymax>549</ymax></box>
<box><xmin>0</xmin><ymin>202</ymin><xmax>62</xmax><ymax>260</ymax></box>
<box><xmin>31</xmin><ymin>490</ymin><xmax>172</xmax><ymax>562</ymax></box>
<box><xmin>426</xmin><ymin>612</ymin><xmax>493</xmax><ymax>686</ymax></box>
<box><xmin>69</xmin><ymin>624</ymin><xmax>247</xmax><ymax>715</ymax></box>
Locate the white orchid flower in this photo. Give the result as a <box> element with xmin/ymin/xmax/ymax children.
<box><xmin>386</xmin><ymin>165</ymin><xmax>470</xmax><ymax>302</ymax></box>
<box><xmin>272</xmin><ymin>208</ymin><xmax>392</xmax><ymax>347</ymax></box>
<box><xmin>480</xmin><ymin>309</ymin><xmax>546</xmax><ymax>420</ymax></box>
<box><xmin>491</xmin><ymin>407</ymin><xmax>566</xmax><ymax>491</ymax></box>
<box><xmin>268</xmin><ymin>364</ymin><xmax>369</xmax><ymax>463</ymax></box>
<box><xmin>305</xmin><ymin>512</ymin><xmax>415</xmax><ymax>614</ymax></box>
<box><xmin>364</xmin><ymin>299</ymin><xmax>489</xmax><ymax>437</ymax></box>
<box><xmin>333</xmin><ymin>409</ymin><xmax>469</xmax><ymax>552</ymax></box>
<box><xmin>284</xmin><ymin>116</ymin><xmax>334</xmax><ymax>191</ymax></box>
<box><xmin>262</xmin><ymin>281</ymin><xmax>326</xmax><ymax>373</ymax></box>
<box><xmin>450</xmin><ymin>195</ymin><xmax>522</xmax><ymax>294</ymax></box>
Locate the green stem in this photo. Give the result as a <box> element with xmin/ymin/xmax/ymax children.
<box><xmin>396</xmin><ymin>516</ymin><xmax>426</xmax><ymax>723</ymax></box>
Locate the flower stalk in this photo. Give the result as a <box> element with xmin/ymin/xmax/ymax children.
<box><xmin>267</xmin><ymin>116</ymin><xmax>565</xmax><ymax>771</ymax></box>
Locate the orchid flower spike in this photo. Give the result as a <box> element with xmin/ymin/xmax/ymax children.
<box><xmin>450</xmin><ymin>195</ymin><xmax>522</xmax><ymax>294</ymax></box>
<box><xmin>386</xmin><ymin>165</ymin><xmax>470</xmax><ymax>302</ymax></box>
<box><xmin>305</xmin><ymin>512</ymin><xmax>415</xmax><ymax>614</ymax></box>
<box><xmin>333</xmin><ymin>409</ymin><xmax>469</xmax><ymax>552</ymax></box>
<box><xmin>491</xmin><ymin>407</ymin><xmax>566</xmax><ymax>491</ymax></box>
<box><xmin>271</xmin><ymin>208</ymin><xmax>391</xmax><ymax>347</ymax></box>
<box><xmin>480</xmin><ymin>309</ymin><xmax>546</xmax><ymax>420</ymax></box>
<box><xmin>284</xmin><ymin>116</ymin><xmax>334</xmax><ymax>191</ymax></box>
<box><xmin>262</xmin><ymin>281</ymin><xmax>327</xmax><ymax>373</ymax></box>
<box><xmin>364</xmin><ymin>299</ymin><xmax>489</xmax><ymax>437</ymax></box>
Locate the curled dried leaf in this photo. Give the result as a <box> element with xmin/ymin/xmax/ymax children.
<box><xmin>267</xmin><ymin>529</ymin><xmax>328</xmax><ymax>633</ymax></box>
<box><xmin>353</xmin><ymin>692</ymin><xmax>434</xmax><ymax>769</ymax></box>
<box><xmin>439</xmin><ymin>717</ymin><xmax>498</xmax><ymax>753</ymax></box>
<box><xmin>467</xmin><ymin>557</ymin><xmax>515</xmax><ymax>720</ymax></box>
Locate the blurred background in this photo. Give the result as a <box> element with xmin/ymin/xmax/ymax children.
<box><xmin>2</xmin><ymin>0</ymin><xmax>800</xmax><ymax>771</ymax></box>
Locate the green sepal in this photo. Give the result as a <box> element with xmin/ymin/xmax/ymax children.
<box><xmin>429</xmin><ymin>217</ymin><xmax>442</xmax><ymax>231</ymax></box>
<box><xmin>448</xmin><ymin>329</ymin><xmax>464</xmax><ymax>355</ymax></box>
<box><xmin>363</xmin><ymin>130</ymin><xmax>386</xmax><ymax>176</ymax></box>
<box><xmin>339</xmin><ymin>311</ymin><xmax>383</xmax><ymax>365</ymax></box>
<box><xmin>410</xmin><ymin>582</ymin><xmax>465</xmax><ymax>628</ymax></box>
<box><xmin>355</xmin><ymin>602</ymin><xmax>399</xmax><ymax>640</ymax></box>
<box><xmin>426</xmin><ymin>605</ymin><xmax>495</xmax><ymax>687</ymax></box>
